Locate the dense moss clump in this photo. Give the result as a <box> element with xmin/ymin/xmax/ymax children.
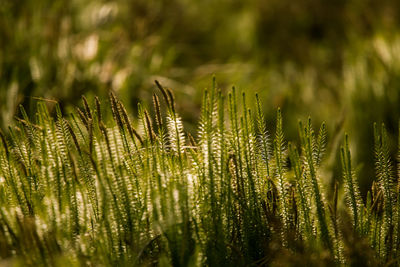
<box><xmin>0</xmin><ymin>80</ymin><xmax>398</xmax><ymax>266</ymax></box>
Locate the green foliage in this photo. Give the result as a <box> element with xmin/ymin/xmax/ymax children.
<box><xmin>0</xmin><ymin>81</ymin><xmax>400</xmax><ymax>266</ymax></box>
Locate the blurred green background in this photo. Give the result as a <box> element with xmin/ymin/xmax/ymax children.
<box><xmin>1</xmin><ymin>0</ymin><xmax>400</xmax><ymax>193</ymax></box>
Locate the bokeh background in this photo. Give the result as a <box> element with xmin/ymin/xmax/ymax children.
<box><xmin>1</xmin><ymin>0</ymin><xmax>400</xmax><ymax>193</ymax></box>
